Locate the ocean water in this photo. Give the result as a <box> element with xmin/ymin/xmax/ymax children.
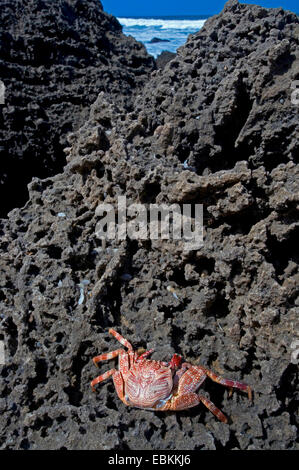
<box><xmin>117</xmin><ymin>16</ymin><xmax>208</xmax><ymax>58</ymax></box>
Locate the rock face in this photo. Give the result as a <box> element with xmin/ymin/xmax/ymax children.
<box><xmin>0</xmin><ymin>1</ymin><xmax>298</xmax><ymax>450</ymax></box>
<box><xmin>156</xmin><ymin>50</ymin><xmax>176</xmax><ymax>69</ymax></box>
<box><xmin>136</xmin><ymin>0</ymin><xmax>299</xmax><ymax>174</ymax></box>
<box><xmin>0</xmin><ymin>0</ymin><xmax>155</xmax><ymax>217</ymax></box>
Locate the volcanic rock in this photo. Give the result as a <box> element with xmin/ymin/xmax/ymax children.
<box><xmin>149</xmin><ymin>37</ymin><xmax>171</xmax><ymax>43</ymax></box>
<box><xmin>156</xmin><ymin>50</ymin><xmax>176</xmax><ymax>69</ymax></box>
<box><xmin>0</xmin><ymin>0</ymin><xmax>155</xmax><ymax>216</ymax></box>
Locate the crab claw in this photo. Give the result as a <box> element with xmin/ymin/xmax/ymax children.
<box><xmin>169</xmin><ymin>354</ymin><xmax>182</xmax><ymax>370</ymax></box>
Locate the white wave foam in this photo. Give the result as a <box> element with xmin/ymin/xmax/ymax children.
<box><xmin>118</xmin><ymin>17</ymin><xmax>206</xmax><ymax>30</ymax></box>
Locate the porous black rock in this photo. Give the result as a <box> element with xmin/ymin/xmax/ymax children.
<box><xmin>135</xmin><ymin>0</ymin><xmax>299</xmax><ymax>174</ymax></box>
<box><xmin>0</xmin><ymin>0</ymin><xmax>298</xmax><ymax>450</ymax></box>
<box><xmin>156</xmin><ymin>50</ymin><xmax>176</xmax><ymax>69</ymax></box>
<box><xmin>0</xmin><ymin>0</ymin><xmax>155</xmax><ymax>217</ymax></box>
<box><xmin>149</xmin><ymin>37</ymin><xmax>171</xmax><ymax>43</ymax></box>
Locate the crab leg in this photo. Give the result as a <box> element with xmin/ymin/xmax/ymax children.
<box><xmin>162</xmin><ymin>391</ymin><xmax>200</xmax><ymax>411</ymax></box>
<box><xmin>109</xmin><ymin>328</ymin><xmax>133</xmax><ymax>350</ymax></box>
<box><xmin>93</xmin><ymin>328</ymin><xmax>134</xmax><ymax>366</ymax></box>
<box><xmin>159</xmin><ymin>366</ymin><xmax>206</xmax><ymax>411</ymax></box>
<box><xmin>172</xmin><ymin>362</ymin><xmax>189</xmax><ymax>391</ymax></box>
<box><xmin>108</xmin><ymin>328</ymin><xmax>138</xmax><ymax>371</ymax></box>
<box><xmin>136</xmin><ymin>349</ymin><xmax>155</xmax><ymax>361</ymax></box>
<box><xmin>91</xmin><ymin>368</ymin><xmax>116</xmax><ymax>391</ymax></box>
<box><xmin>112</xmin><ymin>371</ymin><xmax>130</xmax><ymax>406</ymax></box>
<box><xmin>93</xmin><ymin>349</ymin><xmax>124</xmax><ymax>366</ymax></box>
<box><xmin>91</xmin><ymin>366</ymin><xmax>130</xmax><ymax>406</ymax></box>
<box><xmin>118</xmin><ymin>349</ymin><xmax>133</xmax><ymax>381</ymax></box>
<box><xmin>198</xmin><ymin>395</ymin><xmax>228</xmax><ymax>423</ymax></box>
<box><xmin>159</xmin><ymin>367</ymin><xmax>228</xmax><ymax>422</ymax></box>
<box><xmin>202</xmin><ymin>368</ymin><xmax>252</xmax><ymax>401</ymax></box>
<box><xmin>161</xmin><ymin>392</ymin><xmax>228</xmax><ymax>422</ymax></box>
<box><xmin>176</xmin><ymin>366</ymin><xmax>207</xmax><ymax>393</ymax></box>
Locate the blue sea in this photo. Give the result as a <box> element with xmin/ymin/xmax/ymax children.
<box><xmin>117</xmin><ymin>16</ymin><xmax>209</xmax><ymax>58</ymax></box>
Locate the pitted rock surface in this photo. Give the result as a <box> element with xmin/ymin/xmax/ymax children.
<box><xmin>0</xmin><ymin>0</ymin><xmax>155</xmax><ymax>216</ymax></box>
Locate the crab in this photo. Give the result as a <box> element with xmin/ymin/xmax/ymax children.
<box><xmin>91</xmin><ymin>329</ymin><xmax>252</xmax><ymax>423</ymax></box>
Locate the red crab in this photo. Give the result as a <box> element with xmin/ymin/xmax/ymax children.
<box><xmin>91</xmin><ymin>328</ymin><xmax>252</xmax><ymax>423</ymax></box>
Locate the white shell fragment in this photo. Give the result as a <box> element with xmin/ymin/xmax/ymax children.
<box><xmin>78</xmin><ymin>287</ymin><xmax>85</xmax><ymax>305</ymax></box>
<box><xmin>167</xmin><ymin>285</ymin><xmax>179</xmax><ymax>300</ymax></box>
<box><xmin>77</xmin><ymin>279</ymin><xmax>91</xmax><ymax>305</ymax></box>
